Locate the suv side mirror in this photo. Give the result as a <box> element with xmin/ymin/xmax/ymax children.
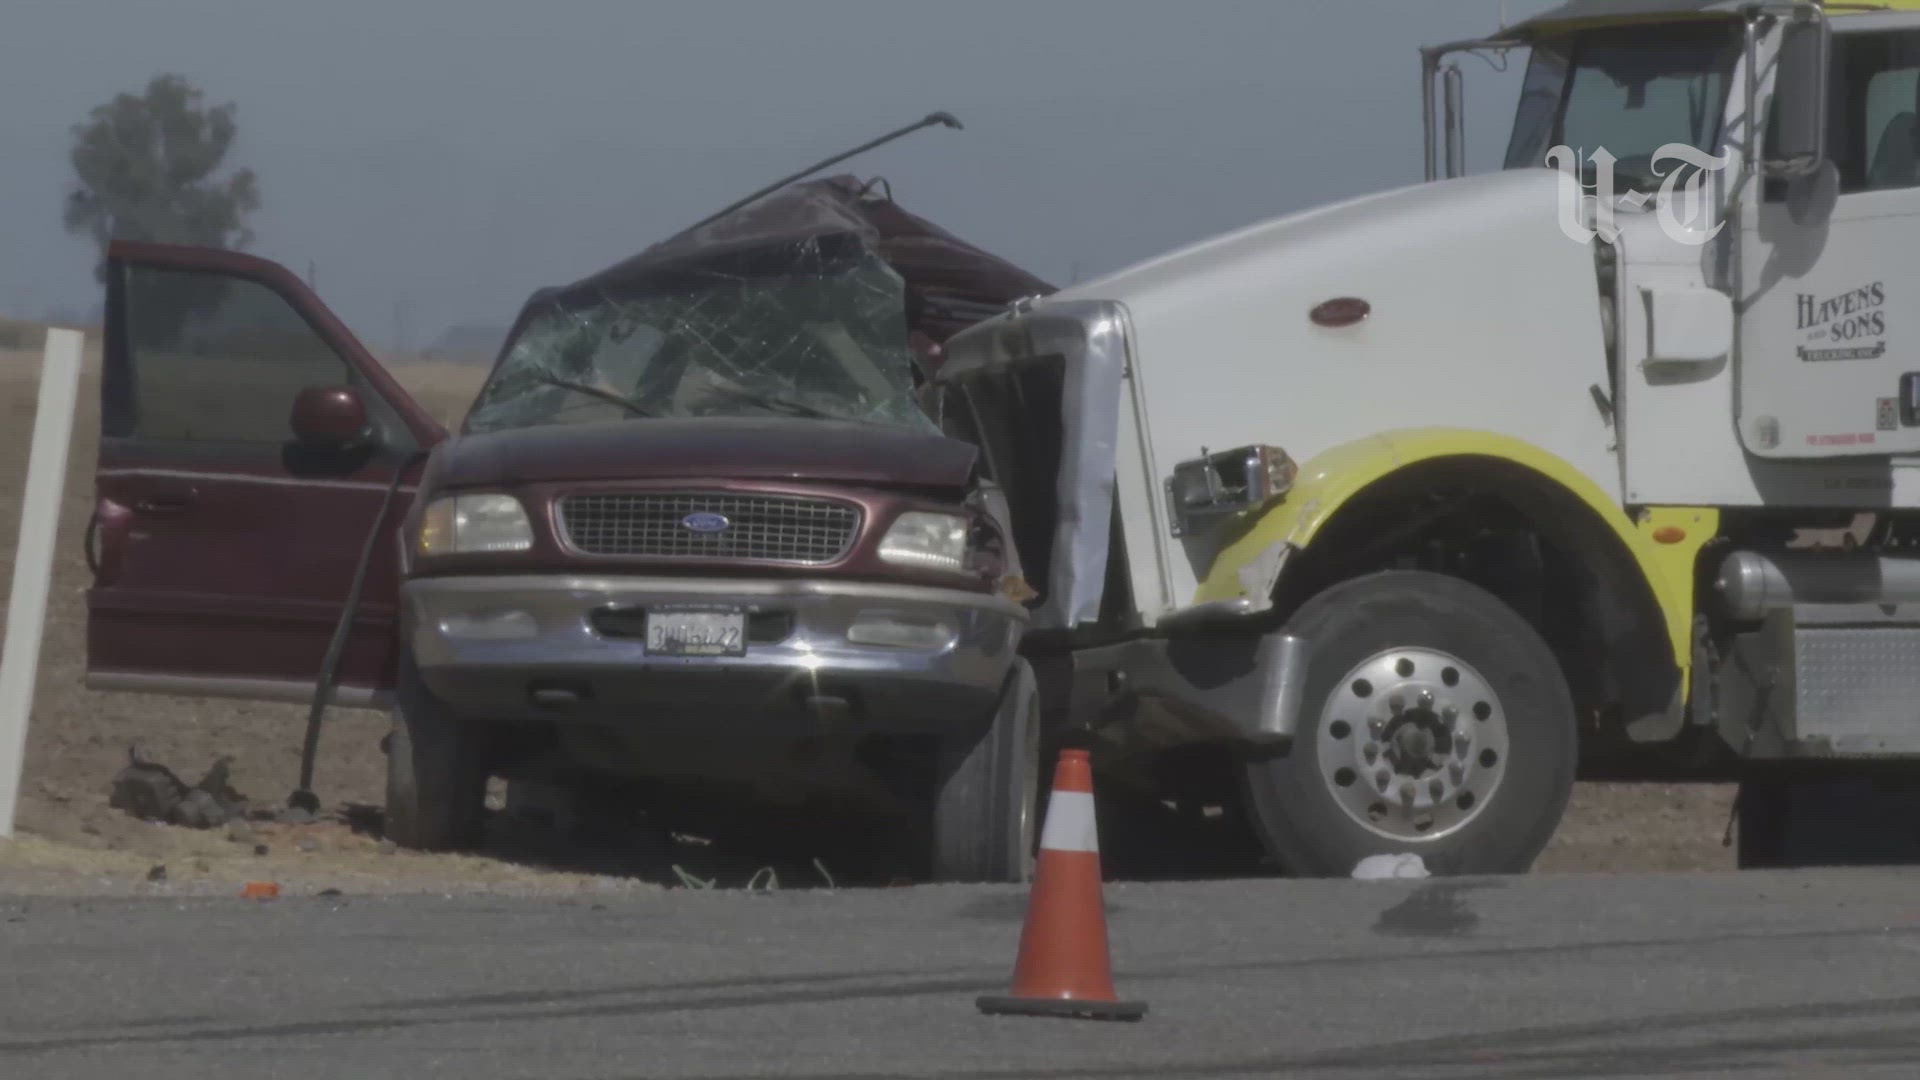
<box><xmin>1764</xmin><ymin>9</ymin><xmax>1830</xmax><ymax>178</ymax></box>
<box><xmin>290</xmin><ymin>385</ymin><xmax>372</xmax><ymax>447</ymax></box>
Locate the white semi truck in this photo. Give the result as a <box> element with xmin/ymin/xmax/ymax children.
<box><xmin>933</xmin><ymin>0</ymin><xmax>1920</xmax><ymax>875</ymax></box>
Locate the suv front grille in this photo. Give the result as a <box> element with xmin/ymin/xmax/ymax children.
<box><xmin>557</xmin><ymin>492</ymin><xmax>862</xmax><ymax>564</ymax></box>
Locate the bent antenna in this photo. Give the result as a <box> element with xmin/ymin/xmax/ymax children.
<box><xmin>679</xmin><ymin>111</ymin><xmax>964</xmax><ymax>235</ymax></box>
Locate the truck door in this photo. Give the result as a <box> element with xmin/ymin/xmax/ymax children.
<box><xmin>1739</xmin><ymin>28</ymin><xmax>1920</xmax><ymax>458</ymax></box>
<box><xmin>87</xmin><ymin>241</ymin><xmax>445</xmax><ymax>707</ymax></box>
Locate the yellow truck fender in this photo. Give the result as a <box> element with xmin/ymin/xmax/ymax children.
<box><xmin>1192</xmin><ymin>429</ymin><xmax>1717</xmax><ymax>684</ymax></box>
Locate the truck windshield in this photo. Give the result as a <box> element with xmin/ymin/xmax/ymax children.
<box><xmin>1505</xmin><ymin>22</ymin><xmax>1744</xmax><ymax>189</ymax></box>
<box><xmin>463</xmin><ymin>243</ymin><xmax>938</xmax><ymax>435</ymax></box>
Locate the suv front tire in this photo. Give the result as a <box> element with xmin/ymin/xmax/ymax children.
<box><xmin>385</xmin><ymin>648</ymin><xmax>489</xmax><ymax>851</ymax></box>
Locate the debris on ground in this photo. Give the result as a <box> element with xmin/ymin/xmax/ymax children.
<box><xmin>108</xmin><ymin>747</ymin><xmax>251</xmax><ymax>828</ymax></box>
<box><xmin>1351</xmin><ymin>853</ymin><xmax>1430</xmax><ymax>881</ymax></box>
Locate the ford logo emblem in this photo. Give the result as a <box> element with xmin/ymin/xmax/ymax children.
<box><xmin>681</xmin><ymin>512</ymin><xmax>730</xmax><ymax>533</ymax></box>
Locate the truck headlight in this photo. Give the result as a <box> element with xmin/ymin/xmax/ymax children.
<box><xmin>1164</xmin><ymin>444</ymin><xmax>1297</xmax><ymax>538</ymax></box>
<box><xmin>417</xmin><ymin>493</ymin><xmax>534</xmax><ymax>555</ymax></box>
<box><xmin>877</xmin><ymin>511</ymin><xmax>969</xmax><ymax>572</ymax></box>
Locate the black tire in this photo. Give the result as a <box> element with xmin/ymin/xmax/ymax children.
<box><xmin>1240</xmin><ymin>570</ymin><xmax>1577</xmax><ymax>877</ymax></box>
<box><xmin>384</xmin><ymin>649</ymin><xmax>488</xmax><ymax>852</ymax></box>
<box><xmin>931</xmin><ymin>657</ymin><xmax>1041</xmax><ymax>883</ymax></box>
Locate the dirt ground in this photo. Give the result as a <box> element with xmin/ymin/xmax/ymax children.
<box><xmin>0</xmin><ymin>318</ymin><xmax>1738</xmax><ymax>894</ymax></box>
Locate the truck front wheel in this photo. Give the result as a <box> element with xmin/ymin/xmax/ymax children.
<box><xmin>1240</xmin><ymin>570</ymin><xmax>1577</xmax><ymax>877</ymax></box>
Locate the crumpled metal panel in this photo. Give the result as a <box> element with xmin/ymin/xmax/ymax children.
<box><xmin>935</xmin><ymin>298</ymin><xmax>1130</xmax><ymax>630</ymax></box>
<box><xmin>568</xmin><ymin>174</ymin><xmax>1053</xmax><ymax>328</ymax></box>
<box><xmin>1049</xmin><ymin>304</ymin><xmax>1128</xmax><ymax>629</ymax></box>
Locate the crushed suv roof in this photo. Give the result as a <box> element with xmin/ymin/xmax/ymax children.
<box><xmin>563</xmin><ymin>174</ymin><xmax>1055</xmax><ymax>340</ymax></box>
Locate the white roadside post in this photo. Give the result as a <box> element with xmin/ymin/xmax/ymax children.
<box><xmin>0</xmin><ymin>328</ymin><xmax>86</xmax><ymax>837</ymax></box>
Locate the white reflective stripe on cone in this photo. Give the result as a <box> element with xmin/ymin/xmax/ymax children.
<box><xmin>1039</xmin><ymin>790</ymin><xmax>1099</xmax><ymax>853</ymax></box>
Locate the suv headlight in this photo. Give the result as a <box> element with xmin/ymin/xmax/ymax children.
<box><xmin>877</xmin><ymin>511</ymin><xmax>969</xmax><ymax>572</ymax></box>
<box><xmin>417</xmin><ymin>493</ymin><xmax>534</xmax><ymax>555</ymax></box>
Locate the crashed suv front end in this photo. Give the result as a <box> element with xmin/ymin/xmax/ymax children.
<box><xmin>400</xmin><ymin>440</ymin><xmax>1028</xmax><ymax>733</ymax></box>
<box><xmin>382</xmin><ymin>175</ymin><xmax>1054</xmax><ymax>882</ymax></box>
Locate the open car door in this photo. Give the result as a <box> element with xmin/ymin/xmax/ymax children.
<box><xmin>86</xmin><ymin>241</ymin><xmax>446</xmax><ymax>708</ymax></box>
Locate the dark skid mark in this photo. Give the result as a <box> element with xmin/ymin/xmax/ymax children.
<box><xmin>3</xmin><ymin>967</ymin><xmax>932</xmax><ymax>1051</ymax></box>
<box><xmin>951</xmin><ymin>892</ymin><xmax>1122</xmax><ymax>922</ymax></box>
<box><xmin>15</xmin><ymin>914</ymin><xmax>1907</xmax><ymax>1056</ymax></box>
<box><xmin>952</xmin><ymin>893</ymin><xmax>1030</xmax><ymax>921</ymax></box>
<box><xmin>0</xmin><ymin>971</ymin><xmax>1002</xmax><ymax>1055</ymax></box>
<box><xmin>655</xmin><ymin>995</ymin><xmax>1920</xmax><ymax>1080</ymax></box>
<box><xmin>14</xmin><ymin>909</ymin><xmax>1910</xmax><ymax>1064</ymax></box>
<box><xmin>371</xmin><ymin>967</ymin><xmax>902</xmax><ymax>1015</ymax></box>
<box><xmin>1372</xmin><ymin>884</ymin><xmax>1481</xmax><ymax>937</ymax></box>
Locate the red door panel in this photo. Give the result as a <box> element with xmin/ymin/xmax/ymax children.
<box><xmin>86</xmin><ymin>241</ymin><xmax>446</xmax><ymax>705</ymax></box>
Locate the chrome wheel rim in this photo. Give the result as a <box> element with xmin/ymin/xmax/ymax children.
<box><xmin>1314</xmin><ymin>646</ymin><xmax>1510</xmax><ymax>842</ymax></box>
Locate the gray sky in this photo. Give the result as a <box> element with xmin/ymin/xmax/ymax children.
<box><xmin>1</xmin><ymin>0</ymin><xmax>1556</xmax><ymax>350</ymax></box>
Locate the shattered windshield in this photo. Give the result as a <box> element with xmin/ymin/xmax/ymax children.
<box><xmin>463</xmin><ymin>238</ymin><xmax>938</xmax><ymax>435</ymax></box>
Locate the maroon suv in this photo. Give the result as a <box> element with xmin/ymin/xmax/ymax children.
<box><xmin>84</xmin><ymin>176</ymin><xmax>1056</xmax><ymax>882</ymax></box>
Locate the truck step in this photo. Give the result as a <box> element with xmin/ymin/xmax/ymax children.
<box><xmin>1789</xmin><ymin>626</ymin><xmax>1920</xmax><ymax>755</ymax></box>
<box><xmin>1710</xmin><ymin>551</ymin><xmax>1920</xmax><ymax>758</ymax></box>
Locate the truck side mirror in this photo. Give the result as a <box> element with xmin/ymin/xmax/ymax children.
<box><xmin>1442</xmin><ymin>63</ymin><xmax>1467</xmax><ymax>178</ymax></box>
<box><xmin>1764</xmin><ymin>10</ymin><xmax>1830</xmax><ymax>179</ymax></box>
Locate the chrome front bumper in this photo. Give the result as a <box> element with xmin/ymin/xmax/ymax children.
<box><xmin>402</xmin><ymin>574</ymin><xmax>1027</xmax><ymax>729</ymax></box>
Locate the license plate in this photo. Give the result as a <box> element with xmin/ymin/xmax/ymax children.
<box><xmin>644</xmin><ymin>607</ymin><xmax>746</xmax><ymax>657</ymax></box>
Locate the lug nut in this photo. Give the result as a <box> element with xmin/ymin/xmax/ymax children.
<box><xmin>1368</xmin><ymin>718</ymin><xmax>1386</xmax><ymax>739</ymax></box>
<box><xmin>1389</xmin><ymin>696</ymin><xmax>1405</xmax><ymax>715</ymax></box>
<box><xmin>1376</xmin><ymin>769</ymin><xmax>1392</xmax><ymax>790</ymax></box>
<box><xmin>1449</xmin><ymin>761</ymin><xmax>1465</xmax><ymax>784</ymax></box>
<box><xmin>1418</xmin><ymin>690</ymin><xmax>1434</xmax><ymax>709</ymax></box>
<box><xmin>1429</xmin><ymin>778</ymin><xmax>1445</xmax><ymax>801</ymax></box>
<box><xmin>1363</xmin><ymin>744</ymin><xmax>1379</xmax><ymax>764</ymax></box>
<box><xmin>1398</xmin><ymin>781</ymin><xmax>1416</xmax><ymax>806</ymax></box>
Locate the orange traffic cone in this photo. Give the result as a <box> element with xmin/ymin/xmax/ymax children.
<box><xmin>976</xmin><ymin>748</ymin><xmax>1147</xmax><ymax>1021</ymax></box>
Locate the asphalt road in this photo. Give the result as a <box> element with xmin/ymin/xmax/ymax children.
<box><xmin>6</xmin><ymin>869</ymin><xmax>1920</xmax><ymax>1079</ymax></box>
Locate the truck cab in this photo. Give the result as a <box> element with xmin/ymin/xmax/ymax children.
<box><xmin>934</xmin><ymin>0</ymin><xmax>1920</xmax><ymax>875</ymax></box>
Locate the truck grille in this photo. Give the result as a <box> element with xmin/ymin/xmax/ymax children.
<box><xmin>556</xmin><ymin>492</ymin><xmax>862</xmax><ymax>564</ymax></box>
